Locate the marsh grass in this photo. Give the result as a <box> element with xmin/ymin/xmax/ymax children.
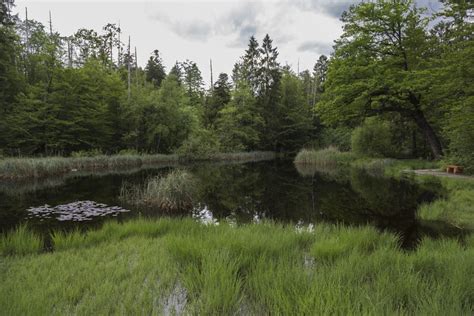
<box><xmin>0</xmin><ymin>225</ymin><xmax>42</xmax><ymax>256</ymax></box>
<box><xmin>294</xmin><ymin>147</ymin><xmax>354</xmax><ymax>167</ymax></box>
<box><xmin>0</xmin><ymin>151</ymin><xmax>275</xmax><ymax>180</ymax></box>
<box><xmin>1</xmin><ymin>219</ymin><xmax>471</xmax><ymax>314</ymax></box>
<box><xmin>120</xmin><ymin>169</ymin><xmax>197</xmax><ymax>212</ymax></box>
<box><xmin>0</xmin><ymin>154</ymin><xmax>179</xmax><ymax>180</ymax></box>
<box><xmin>209</xmin><ymin>151</ymin><xmax>275</xmax><ymax>161</ymax></box>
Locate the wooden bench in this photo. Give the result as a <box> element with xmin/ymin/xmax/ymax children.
<box><xmin>446</xmin><ymin>165</ymin><xmax>463</xmax><ymax>174</ymax></box>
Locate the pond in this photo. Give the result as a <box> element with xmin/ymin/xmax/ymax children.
<box><xmin>0</xmin><ymin>160</ymin><xmax>462</xmax><ymax>248</ymax></box>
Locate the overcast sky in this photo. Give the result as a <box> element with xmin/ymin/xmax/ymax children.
<box><xmin>14</xmin><ymin>0</ymin><xmax>442</xmax><ymax>87</ymax></box>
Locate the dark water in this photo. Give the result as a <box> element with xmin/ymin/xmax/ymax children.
<box><xmin>0</xmin><ymin>160</ymin><xmax>462</xmax><ymax>248</ymax></box>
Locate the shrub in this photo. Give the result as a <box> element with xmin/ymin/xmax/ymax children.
<box><xmin>445</xmin><ymin>103</ymin><xmax>474</xmax><ymax>174</ymax></box>
<box><xmin>318</xmin><ymin>126</ymin><xmax>352</xmax><ymax>151</ymax></box>
<box><xmin>351</xmin><ymin>118</ymin><xmax>393</xmax><ymax>158</ymax></box>
<box><xmin>120</xmin><ymin>169</ymin><xmax>197</xmax><ymax>211</ymax></box>
<box><xmin>176</xmin><ymin>129</ymin><xmax>221</xmax><ymax>160</ymax></box>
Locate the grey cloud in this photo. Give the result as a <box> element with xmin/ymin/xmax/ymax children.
<box><xmin>152</xmin><ymin>12</ymin><xmax>213</xmax><ymax>41</ymax></box>
<box><xmin>297</xmin><ymin>40</ymin><xmax>333</xmax><ymax>54</ymax></box>
<box><xmin>293</xmin><ymin>0</ymin><xmax>361</xmax><ymax>18</ymax></box>
<box><xmin>151</xmin><ymin>2</ymin><xmax>261</xmax><ymax>45</ymax></box>
<box><xmin>294</xmin><ymin>0</ymin><xmax>443</xmax><ymax>19</ymax></box>
<box><xmin>218</xmin><ymin>2</ymin><xmax>261</xmax><ymax>48</ymax></box>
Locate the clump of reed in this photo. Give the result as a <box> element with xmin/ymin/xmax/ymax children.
<box><xmin>0</xmin><ymin>225</ymin><xmax>43</xmax><ymax>256</ymax></box>
<box><xmin>0</xmin><ymin>151</ymin><xmax>275</xmax><ymax>180</ymax></box>
<box><xmin>294</xmin><ymin>147</ymin><xmax>354</xmax><ymax>167</ymax></box>
<box><xmin>1</xmin><ymin>219</ymin><xmax>472</xmax><ymax>314</ymax></box>
<box><xmin>0</xmin><ymin>154</ymin><xmax>180</xmax><ymax>180</ymax></box>
<box><xmin>120</xmin><ymin>169</ymin><xmax>197</xmax><ymax>212</ymax></box>
<box><xmin>210</xmin><ymin>151</ymin><xmax>276</xmax><ymax>162</ymax></box>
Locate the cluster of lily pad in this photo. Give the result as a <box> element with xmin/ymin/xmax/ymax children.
<box><xmin>26</xmin><ymin>201</ymin><xmax>130</xmax><ymax>222</ymax></box>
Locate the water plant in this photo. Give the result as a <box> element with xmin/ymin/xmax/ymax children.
<box><xmin>294</xmin><ymin>147</ymin><xmax>354</xmax><ymax>167</ymax></box>
<box><xmin>120</xmin><ymin>169</ymin><xmax>197</xmax><ymax>211</ymax></box>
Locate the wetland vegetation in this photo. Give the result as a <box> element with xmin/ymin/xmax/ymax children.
<box><xmin>1</xmin><ymin>0</ymin><xmax>473</xmax><ymax>314</ymax></box>
<box><xmin>1</xmin><ymin>219</ymin><xmax>473</xmax><ymax>314</ymax></box>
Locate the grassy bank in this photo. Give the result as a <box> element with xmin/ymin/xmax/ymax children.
<box><xmin>294</xmin><ymin>148</ymin><xmax>474</xmax><ymax>229</ymax></box>
<box><xmin>1</xmin><ymin>218</ymin><xmax>473</xmax><ymax>314</ymax></box>
<box><xmin>0</xmin><ymin>151</ymin><xmax>275</xmax><ymax>180</ymax></box>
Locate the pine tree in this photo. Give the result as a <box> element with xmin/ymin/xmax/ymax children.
<box><xmin>145</xmin><ymin>49</ymin><xmax>166</xmax><ymax>88</ymax></box>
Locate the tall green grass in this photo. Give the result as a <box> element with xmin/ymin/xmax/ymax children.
<box><xmin>0</xmin><ymin>151</ymin><xmax>275</xmax><ymax>180</ymax></box>
<box><xmin>1</xmin><ymin>219</ymin><xmax>472</xmax><ymax>314</ymax></box>
<box><xmin>294</xmin><ymin>147</ymin><xmax>354</xmax><ymax>167</ymax></box>
<box><xmin>0</xmin><ymin>225</ymin><xmax>42</xmax><ymax>256</ymax></box>
<box><xmin>0</xmin><ymin>154</ymin><xmax>179</xmax><ymax>180</ymax></box>
<box><xmin>120</xmin><ymin>169</ymin><xmax>197</xmax><ymax>211</ymax></box>
<box><xmin>417</xmin><ymin>177</ymin><xmax>474</xmax><ymax>230</ymax></box>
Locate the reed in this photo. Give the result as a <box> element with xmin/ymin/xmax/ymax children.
<box><xmin>294</xmin><ymin>147</ymin><xmax>354</xmax><ymax>167</ymax></box>
<box><xmin>0</xmin><ymin>151</ymin><xmax>275</xmax><ymax>180</ymax></box>
<box><xmin>120</xmin><ymin>169</ymin><xmax>197</xmax><ymax>211</ymax></box>
<box><xmin>0</xmin><ymin>225</ymin><xmax>42</xmax><ymax>256</ymax></box>
<box><xmin>1</xmin><ymin>219</ymin><xmax>471</xmax><ymax>314</ymax></box>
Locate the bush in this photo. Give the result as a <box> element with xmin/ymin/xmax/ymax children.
<box><xmin>351</xmin><ymin>118</ymin><xmax>393</xmax><ymax>158</ymax></box>
<box><xmin>176</xmin><ymin>129</ymin><xmax>221</xmax><ymax>160</ymax></box>
<box><xmin>318</xmin><ymin>126</ymin><xmax>352</xmax><ymax>151</ymax></box>
<box><xmin>445</xmin><ymin>103</ymin><xmax>474</xmax><ymax>174</ymax></box>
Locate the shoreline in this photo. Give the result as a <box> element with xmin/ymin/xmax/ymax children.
<box><xmin>0</xmin><ymin>151</ymin><xmax>276</xmax><ymax>180</ymax></box>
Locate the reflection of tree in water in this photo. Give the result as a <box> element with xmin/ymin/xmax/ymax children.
<box><xmin>191</xmin><ymin>161</ymin><xmax>313</xmax><ymax>223</ymax></box>
<box><xmin>349</xmin><ymin>168</ymin><xmax>423</xmax><ymax>218</ymax></box>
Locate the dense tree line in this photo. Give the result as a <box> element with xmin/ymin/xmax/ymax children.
<box><xmin>0</xmin><ymin>0</ymin><xmax>472</xmax><ymax>169</ymax></box>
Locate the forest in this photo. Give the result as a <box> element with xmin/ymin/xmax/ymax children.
<box><xmin>0</xmin><ymin>0</ymin><xmax>473</xmax><ymax>170</ymax></box>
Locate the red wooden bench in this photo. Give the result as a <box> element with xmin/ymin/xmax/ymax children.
<box><xmin>446</xmin><ymin>165</ymin><xmax>463</xmax><ymax>174</ymax></box>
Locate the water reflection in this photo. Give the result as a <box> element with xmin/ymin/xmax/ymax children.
<box><xmin>0</xmin><ymin>160</ymin><xmax>461</xmax><ymax>247</ymax></box>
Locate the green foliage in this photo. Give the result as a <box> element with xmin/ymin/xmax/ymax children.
<box><xmin>204</xmin><ymin>73</ymin><xmax>231</xmax><ymax>128</ymax></box>
<box><xmin>145</xmin><ymin>49</ymin><xmax>166</xmax><ymax>88</ymax></box>
<box><xmin>176</xmin><ymin>128</ymin><xmax>221</xmax><ymax>160</ymax></box>
<box><xmin>318</xmin><ymin>126</ymin><xmax>352</xmax><ymax>151</ymax></box>
<box><xmin>216</xmin><ymin>81</ymin><xmax>263</xmax><ymax>151</ymax></box>
<box><xmin>351</xmin><ymin>118</ymin><xmax>393</xmax><ymax>158</ymax></box>
<box><xmin>445</xmin><ymin>103</ymin><xmax>474</xmax><ymax>174</ymax></box>
<box><xmin>318</xmin><ymin>0</ymin><xmax>444</xmax><ymax>159</ymax></box>
<box><xmin>274</xmin><ymin>71</ymin><xmax>314</xmax><ymax>152</ymax></box>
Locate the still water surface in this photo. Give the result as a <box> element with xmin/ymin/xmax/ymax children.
<box><xmin>0</xmin><ymin>160</ymin><xmax>462</xmax><ymax>248</ymax></box>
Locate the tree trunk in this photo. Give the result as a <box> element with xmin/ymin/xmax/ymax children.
<box><xmin>411</xmin><ymin>110</ymin><xmax>443</xmax><ymax>159</ymax></box>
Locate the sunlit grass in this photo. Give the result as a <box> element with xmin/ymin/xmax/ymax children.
<box><xmin>1</xmin><ymin>219</ymin><xmax>472</xmax><ymax>314</ymax></box>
